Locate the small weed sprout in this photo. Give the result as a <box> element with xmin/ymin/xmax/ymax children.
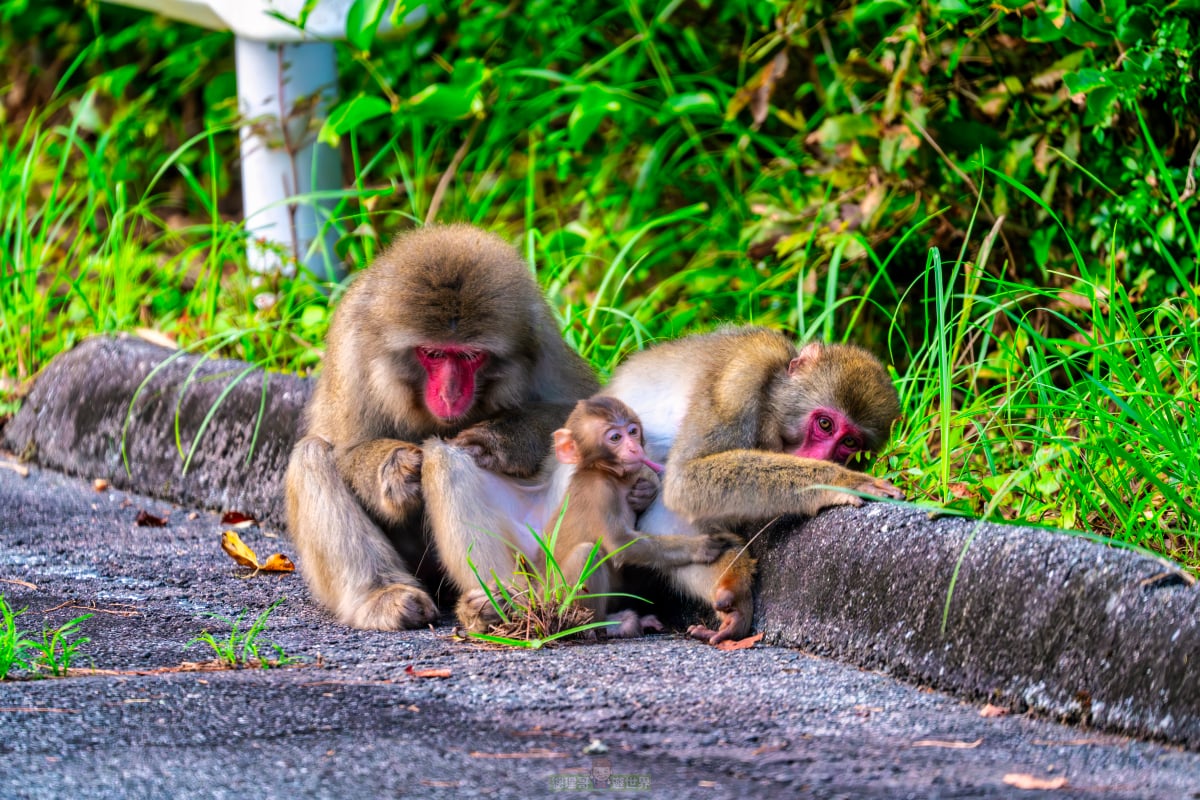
<box><xmin>187</xmin><ymin>598</ymin><xmax>299</xmax><ymax>668</ymax></box>
<box><xmin>1</xmin><ymin>595</ymin><xmax>93</xmax><ymax>679</ymax></box>
<box><xmin>464</xmin><ymin>499</ymin><xmax>647</xmax><ymax>649</ymax></box>
<box><xmin>0</xmin><ymin>596</ymin><xmax>36</xmax><ymax>680</ymax></box>
<box><xmin>28</xmin><ymin>612</ymin><xmax>92</xmax><ymax>676</ymax></box>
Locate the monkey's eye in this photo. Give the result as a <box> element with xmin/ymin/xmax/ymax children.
<box><xmin>419</xmin><ymin>348</ymin><xmax>446</xmax><ymax>360</ymax></box>
<box><xmin>457</xmin><ymin>350</ymin><xmax>483</xmax><ymax>362</ymax></box>
<box><xmin>842</xmin><ymin>436</ymin><xmax>860</xmax><ymax>450</ymax></box>
<box><xmin>608</xmin><ymin>431</ymin><xmax>623</xmax><ymax>444</ymax></box>
<box><xmin>816</xmin><ymin>415</ymin><xmax>834</xmax><ymax>433</ymax></box>
<box><xmin>628</xmin><ymin>425</ymin><xmax>640</xmax><ymax>438</ymax></box>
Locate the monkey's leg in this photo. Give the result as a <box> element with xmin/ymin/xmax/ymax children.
<box><xmin>422</xmin><ymin>439</ymin><xmax>528</xmax><ymax>631</ymax></box>
<box><xmin>285</xmin><ymin>436</ymin><xmax>438</xmax><ymax>630</ymax></box>
<box><xmin>451</xmin><ymin>401</ymin><xmax>576</xmax><ymax>477</ymax></box>
<box><xmin>667</xmin><ymin>545</ymin><xmax>757</xmax><ymax>645</ymax></box>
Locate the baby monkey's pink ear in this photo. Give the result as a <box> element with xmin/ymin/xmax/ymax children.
<box><xmin>552</xmin><ymin>429</ymin><xmax>580</xmax><ymax>465</ymax></box>
<box><xmin>788</xmin><ymin>342</ymin><xmax>824</xmax><ymax>375</ymax></box>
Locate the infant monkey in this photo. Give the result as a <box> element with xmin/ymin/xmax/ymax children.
<box><xmin>551</xmin><ymin>396</ymin><xmax>734</xmax><ymax>638</ymax></box>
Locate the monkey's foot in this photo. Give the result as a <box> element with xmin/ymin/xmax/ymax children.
<box><xmin>349</xmin><ymin>584</ymin><xmax>438</xmax><ymax>630</ymax></box>
<box><xmin>379</xmin><ymin>443</ymin><xmax>424</xmax><ymax>518</ymax></box>
<box><xmin>687</xmin><ymin>610</ymin><xmax>748</xmax><ymax>645</ymax></box>
<box><xmin>605</xmin><ymin>610</ymin><xmax>664</xmax><ymax>639</ymax></box>
<box><xmin>455</xmin><ymin>589</ymin><xmax>506</xmax><ymax>633</ymax></box>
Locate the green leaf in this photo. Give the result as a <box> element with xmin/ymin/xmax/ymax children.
<box><xmin>407</xmin><ymin>59</ymin><xmax>485</xmax><ymax>120</ymax></box>
<box><xmin>662</xmin><ymin>92</ymin><xmax>720</xmax><ymax>117</ymax></box>
<box><xmin>345</xmin><ymin>0</ymin><xmax>390</xmax><ymax>52</ymax></box>
<box><xmin>569</xmin><ymin>84</ymin><xmax>621</xmax><ymax>150</ymax></box>
<box><xmin>319</xmin><ymin>95</ymin><xmax>392</xmax><ymax>147</ymax></box>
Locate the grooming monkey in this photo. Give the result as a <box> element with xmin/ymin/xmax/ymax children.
<box><xmin>604</xmin><ymin>327</ymin><xmax>904</xmax><ymax>643</ymax></box>
<box><xmin>549</xmin><ymin>396</ymin><xmax>735</xmax><ymax>638</ymax></box>
<box><xmin>284</xmin><ymin>224</ymin><xmax>598</xmax><ymax>630</ymax></box>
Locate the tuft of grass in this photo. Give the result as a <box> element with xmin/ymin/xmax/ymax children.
<box><xmin>0</xmin><ymin>595</ymin><xmax>93</xmax><ymax>679</ymax></box>
<box><xmin>187</xmin><ymin>598</ymin><xmax>299</xmax><ymax>668</ymax></box>
<box><xmin>464</xmin><ymin>500</ymin><xmax>646</xmax><ymax>649</ymax></box>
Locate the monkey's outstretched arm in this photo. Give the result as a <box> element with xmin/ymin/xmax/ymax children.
<box><xmin>609</xmin><ymin>531</ymin><xmax>738</xmax><ymax>569</ymax></box>
<box><xmin>664</xmin><ymin>449</ymin><xmax>903</xmax><ymax>522</ymax></box>
<box><xmin>451</xmin><ymin>401</ymin><xmax>576</xmax><ymax>477</ymax></box>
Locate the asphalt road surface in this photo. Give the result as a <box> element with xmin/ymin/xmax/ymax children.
<box><xmin>1</xmin><ymin>463</ymin><xmax>1197</xmax><ymax>799</ymax></box>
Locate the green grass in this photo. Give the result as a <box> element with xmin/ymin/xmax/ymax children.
<box><xmin>465</xmin><ymin>501</ymin><xmax>647</xmax><ymax>648</ymax></box>
<box><xmin>0</xmin><ymin>595</ymin><xmax>92</xmax><ymax>679</ymax></box>
<box><xmin>186</xmin><ymin>598</ymin><xmax>300</xmax><ymax>668</ymax></box>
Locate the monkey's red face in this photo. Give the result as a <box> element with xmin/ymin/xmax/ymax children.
<box><xmin>415</xmin><ymin>345</ymin><xmax>489</xmax><ymax>420</ymax></box>
<box><xmin>790</xmin><ymin>407</ymin><xmax>865</xmax><ymax>465</ymax></box>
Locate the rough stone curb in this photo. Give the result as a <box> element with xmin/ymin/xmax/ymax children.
<box><xmin>4</xmin><ymin>336</ymin><xmax>1198</xmax><ymax>749</ymax></box>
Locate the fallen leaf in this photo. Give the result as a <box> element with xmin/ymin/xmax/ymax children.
<box><xmin>221</xmin><ymin>510</ymin><xmax>257</xmax><ymax>528</ymax></box>
<box><xmin>912</xmin><ymin>739</ymin><xmax>983</xmax><ymax>749</ymax></box>
<box><xmin>0</xmin><ymin>460</ymin><xmax>29</xmax><ymax>478</ymax></box>
<box><xmin>1003</xmin><ymin>773</ymin><xmax>1068</xmax><ymax>790</ymax></box>
<box><xmin>135</xmin><ymin>510</ymin><xmax>168</xmax><ymax>527</ymax></box>
<box><xmin>405</xmin><ymin>665</ymin><xmax>452</xmax><ymax>679</ymax></box>
<box><xmin>714</xmin><ymin>632</ymin><xmax>764</xmax><ymax>651</ymax></box>
<box><xmin>0</xmin><ymin>577</ymin><xmax>37</xmax><ymax>590</ymax></box>
<box><xmin>469</xmin><ymin>749</ymin><xmax>567</xmax><ymax>759</ymax></box>
<box><xmin>220</xmin><ymin>530</ymin><xmax>295</xmax><ymax>573</ymax></box>
<box><xmin>93</xmin><ymin>478</ymin><xmax>110</xmax><ymax>492</ymax></box>
<box><xmin>134</xmin><ymin>327</ymin><xmax>178</xmax><ymax>350</ymax></box>
<box><xmin>260</xmin><ymin>553</ymin><xmax>295</xmax><ymax>572</ymax></box>
<box><xmin>980</xmin><ymin>703</ymin><xmax>1009</xmax><ymax>718</ymax></box>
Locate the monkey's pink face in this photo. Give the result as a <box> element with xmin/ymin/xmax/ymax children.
<box><xmin>789</xmin><ymin>407</ymin><xmax>865</xmax><ymax>465</ymax></box>
<box><xmin>415</xmin><ymin>345</ymin><xmax>489</xmax><ymax>420</ymax></box>
<box><xmin>606</xmin><ymin>422</ymin><xmax>660</xmax><ymax>474</ymax></box>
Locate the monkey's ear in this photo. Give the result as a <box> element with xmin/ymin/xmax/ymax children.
<box><xmin>553</xmin><ymin>429</ymin><xmax>580</xmax><ymax>465</ymax></box>
<box><xmin>788</xmin><ymin>342</ymin><xmax>823</xmax><ymax>375</ymax></box>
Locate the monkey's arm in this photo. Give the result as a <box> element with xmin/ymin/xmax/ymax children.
<box><xmin>609</xmin><ymin>530</ymin><xmax>738</xmax><ymax>569</ymax></box>
<box><xmin>451</xmin><ymin>401</ymin><xmax>576</xmax><ymax>477</ymax></box>
<box><xmin>664</xmin><ymin>449</ymin><xmax>903</xmax><ymax>523</ymax></box>
<box><xmin>336</xmin><ymin>438</ymin><xmax>425</xmax><ymax>524</ymax></box>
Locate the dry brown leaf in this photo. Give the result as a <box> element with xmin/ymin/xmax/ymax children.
<box><xmin>0</xmin><ymin>460</ymin><xmax>29</xmax><ymax>478</ymax></box>
<box><xmin>221</xmin><ymin>510</ymin><xmax>257</xmax><ymax>528</ymax></box>
<box><xmin>405</xmin><ymin>665</ymin><xmax>452</xmax><ymax>679</ymax></box>
<box><xmin>220</xmin><ymin>530</ymin><xmax>295</xmax><ymax>573</ymax></box>
<box><xmin>980</xmin><ymin>703</ymin><xmax>1009</xmax><ymax>718</ymax></box>
<box><xmin>0</xmin><ymin>577</ymin><xmax>37</xmax><ymax>590</ymax></box>
<box><xmin>134</xmin><ymin>327</ymin><xmax>178</xmax><ymax>350</ymax></box>
<box><xmin>714</xmin><ymin>632</ymin><xmax>764</xmax><ymax>651</ymax></box>
<box><xmin>135</xmin><ymin>510</ymin><xmax>168</xmax><ymax>527</ymax></box>
<box><xmin>1003</xmin><ymin>773</ymin><xmax>1068</xmax><ymax>790</ymax></box>
<box><xmin>912</xmin><ymin>739</ymin><xmax>983</xmax><ymax>749</ymax></box>
<box><xmin>469</xmin><ymin>749</ymin><xmax>568</xmax><ymax>759</ymax></box>
<box><xmin>259</xmin><ymin>553</ymin><xmax>295</xmax><ymax>573</ymax></box>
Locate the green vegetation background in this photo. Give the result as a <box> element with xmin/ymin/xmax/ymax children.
<box><xmin>1</xmin><ymin>0</ymin><xmax>1197</xmax><ymax>569</ymax></box>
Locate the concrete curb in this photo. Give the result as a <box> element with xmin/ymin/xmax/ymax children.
<box><xmin>4</xmin><ymin>336</ymin><xmax>1198</xmax><ymax>748</ymax></box>
<box><xmin>3</xmin><ymin>336</ymin><xmax>308</xmax><ymax>529</ymax></box>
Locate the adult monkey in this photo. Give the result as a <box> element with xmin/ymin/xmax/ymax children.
<box><xmin>285</xmin><ymin>224</ymin><xmax>598</xmax><ymax>630</ymax></box>
<box><xmin>604</xmin><ymin>327</ymin><xmax>904</xmax><ymax>643</ymax></box>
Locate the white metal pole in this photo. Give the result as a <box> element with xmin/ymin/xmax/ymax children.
<box><xmin>235</xmin><ymin>37</ymin><xmax>342</xmax><ymax>282</ymax></box>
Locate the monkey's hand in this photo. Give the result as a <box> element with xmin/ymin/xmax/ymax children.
<box><xmin>378</xmin><ymin>442</ymin><xmax>424</xmax><ymax>519</ymax></box>
<box><xmin>693</xmin><ymin>531</ymin><xmax>744</xmax><ymax>564</ymax></box>
<box><xmin>854</xmin><ymin>475</ymin><xmax>905</xmax><ymax>502</ymax></box>
<box><xmin>451</xmin><ymin>423</ymin><xmax>541</xmax><ymax>478</ymax></box>
<box><xmin>628</xmin><ymin>475</ymin><xmax>659</xmax><ymax>514</ymax></box>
